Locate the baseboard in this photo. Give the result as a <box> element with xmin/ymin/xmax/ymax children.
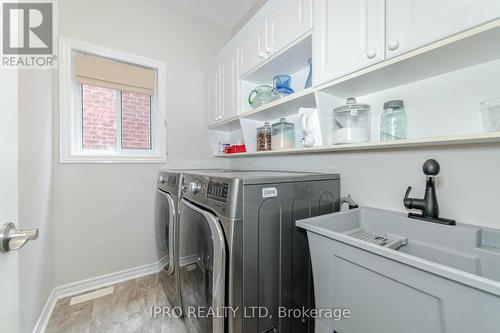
<box><xmin>33</xmin><ymin>258</ymin><xmax>166</xmax><ymax>333</ymax></box>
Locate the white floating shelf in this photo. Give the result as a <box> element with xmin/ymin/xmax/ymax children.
<box><xmin>317</xmin><ymin>19</ymin><xmax>500</xmax><ymax>98</ymax></box>
<box><xmin>217</xmin><ymin>132</ymin><xmax>500</xmax><ymax>158</ymax></box>
<box><xmin>208</xmin><ymin>116</ymin><xmax>241</xmax><ymax>131</ymax></box>
<box><xmin>240</xmin><ymin>88</ymin><xmax>316</xmax><ymax>121</ymax></box>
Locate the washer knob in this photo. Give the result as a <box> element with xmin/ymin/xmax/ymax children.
<box><xmin>189</xmin><ymin>181</ymin><xmax>202</xmax><ymax>194</ymax></box>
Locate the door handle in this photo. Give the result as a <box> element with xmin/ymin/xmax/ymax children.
<box><xmin>0</xmin><ymin>222</ymin><xmax>39</xmax><ymax>253</ymax></box>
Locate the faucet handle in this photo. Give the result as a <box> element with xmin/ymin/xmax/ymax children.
<box><xmin>403</xmin><ymin>186</ymin><xmax>412</xmax><ymax>207</ymax></box>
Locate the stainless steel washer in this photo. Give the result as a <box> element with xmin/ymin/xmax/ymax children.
<box><xmin>178</xmin><ymin>170</ymin><xmax>340</xmax><ymax>333</ymax></box>
<box><xmin>155</xmin><ymin>170</ymin><xmax>184</xmax><ymax>312</ymax></box>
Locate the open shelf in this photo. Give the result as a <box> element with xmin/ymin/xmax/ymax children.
<box><xmin>240</xmin><ymin>88</ymin><xmax>316</xmax><ymax>121</ymax></box>
<box><xmin>208</xmin><ymin>116</ymin><xmax>241</xmax><ymax>131</ymax></box>
<box><xmin>317</xmin><ymin>19</ymin><xmax>500</xmax><ymax>98</ymax></box>
<box><xmin>217</xmin><ymin>132</ymin><xmax>500</xmax><ymax>158</ymax></box>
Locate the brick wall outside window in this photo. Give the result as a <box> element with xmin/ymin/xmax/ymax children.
<box><xmin>82</xmin><ymin>85</ymin><xmax>151</xmax><ymax>150</ymax></box>
<box><xmin>121</xmin><ymin>92</ymin><xmax>151</xmax><ymax>150</ymax></box>
<box><xmin>82</xmin><ymin>85</ymin><xmax>117</xmax><ymax>150</ymax></box>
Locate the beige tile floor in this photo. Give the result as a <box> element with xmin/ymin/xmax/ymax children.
<box><xmin>45</xmin><ymin>273</ymin><xmax>194</xmax><ymax>333</ymax></box>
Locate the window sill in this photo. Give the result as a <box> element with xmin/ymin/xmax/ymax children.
<box><xmin>60</xmin><ymin>154</ymin><xmax>167</xmax><ymax>164</ymax></box>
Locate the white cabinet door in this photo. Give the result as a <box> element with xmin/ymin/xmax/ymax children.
<box><xmin>239</xmin><ymin>26</ymin><xmax>267</xmax><ymax>77</ymax></box>
<box><xmin>220</xmin><ymin>48</ymin><xmax>239</xmax><ymax>120</ymax></box>
<box><xmin>267</xmin><ymin>0</ymin><xmax>313</xmax><ymax>56</ymax></box>
<box><xmin>314</xmin><ymin>0</ymin><xmax>385</xmax><ymax>86</ymax></box>
<box><xmin>207</xmin><ymin>66</ymin><xmax>220</xmax><ymax>126</ymax></box>
<box><xmin>387</xmin><ymin>0</ymin><xmax>500</xmax><ymax>58</ymax></box>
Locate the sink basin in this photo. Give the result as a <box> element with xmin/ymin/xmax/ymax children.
<box><xmin>297</xmin><ymin>207</ymin><xmax>500</xmax><ymax>333</ymax></box>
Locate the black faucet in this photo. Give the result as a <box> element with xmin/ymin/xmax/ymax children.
<box><xmin>403</xmin><ymin>159</ymin><xmax>456</xmax><ymax>225</ymax></box>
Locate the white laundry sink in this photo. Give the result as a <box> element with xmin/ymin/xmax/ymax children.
<box><xmin>296</xmin><ymin>207</ymin><xmax>500</xmax><ymax>333</ymax></box>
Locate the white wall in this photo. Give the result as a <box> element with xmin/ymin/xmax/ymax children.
<box><xmin>230</xmin><ymin>144</ymin><xmax>500</xmax><ymax>229</ymax></box>
<box><xmin>18</xmin><ymin>69</ymin><xmax>55</xmax><ymax>333</ymax></box>
<box><xmin>54</xmin><ymin>0</ymin><xmax>229</xmax><ymax>285</ymax></box>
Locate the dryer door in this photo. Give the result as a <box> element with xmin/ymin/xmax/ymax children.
<box><xmin>179</xmin><ymin>199</ymin><xmax>226</xmax><ymax>333</ymax></box>
<box><xmin>155</xmin><ymin>189</ymin><xmax>176</xmax><ymax>274</ymax></box>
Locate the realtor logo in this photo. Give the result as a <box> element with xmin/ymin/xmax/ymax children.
<box><xmin>1</xmin><ymin>0</ymin><xmax>57</xmax><ymax>68</ymax></box>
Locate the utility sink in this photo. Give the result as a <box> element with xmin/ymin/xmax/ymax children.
<box><xmin>297</xmin><ymin>207</ymin><xmax>500</xmax><ymax>333</ymax></box>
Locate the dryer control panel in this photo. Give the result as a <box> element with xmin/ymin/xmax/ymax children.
<box><xmin>207</xmin><ymin>181</ymin><xmax>229</xmax><ymax>202</ymax></box>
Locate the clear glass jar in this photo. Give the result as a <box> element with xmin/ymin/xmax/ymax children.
<box><xmin>256</xmin><ymin>122</ymin><xmax>272</xmax><ymax>151</ymax></box>
<box><xmin>380</xmin><ymin>100</ymin><xmax>407</xmax><ymax>141</ymax></box>
<box><xmin>332</xmin><ymin>98</ymin><xmax>371</xmax><ymax>144</ymax></box>
<box><xmin>271</xmin><ymin>118</ymin><xmax>295</xmax><ymax>150</ymax></box>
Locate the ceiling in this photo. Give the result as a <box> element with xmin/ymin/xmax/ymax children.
<box><xmin>165</xmin><ymin>0</ymin><xmax>262</xmax><ymax>31</ymax></box>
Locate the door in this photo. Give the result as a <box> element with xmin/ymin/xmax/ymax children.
<box><xmin>178</xmin><ymin>199</ymin><xmax>226</xmax><ymax>333</ymax></box>
<box><xmin>0</xmin><ymin>70</ymin><xmax>20</xmax><ymax>332</ymax></box>
<box><xmin>314</xmin><ymin>0</ymin><xmax>385</xmax><ymax>85</ymax></box>
<box><xmin>239</xmin><ymin>25</ymin><xmax>267</xmax><ymax>77</ymax></box>
<box><xmin>267</xmin><ymin>0</ymin><xmax>313</xmax><ymax>56</ymax></box>
<box><xmin>386</xmin><ymin>0</ymin><xmax>500</xmax><ymax>58</ymax></box>
<box><xmin>207</xmin><ymin>65</ymin><xmax>220</xmax><ymax>125</ymax></box>
<box><xmin>220</xmin><ymin>48</ymin><xmax>239</xmax><ymax>120</ymax></box>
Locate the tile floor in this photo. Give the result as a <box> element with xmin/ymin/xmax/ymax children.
<box><xmin>45</xmin><ymin>272</ymin><xmax>193</xmax><ymax>333</ymax></box>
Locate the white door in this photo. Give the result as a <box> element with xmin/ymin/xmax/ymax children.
<box><xmin>220</xmin><ymin>48</ymin><xmax>239</xmax><ymax>120</ymax></box>
<box><xmin>0</xmin><ymin>70</ymin><xmax>20</xmax><ymax>332</ymax></box>
<box><xmin>314</xmin><ymin>0</ymin><xmax>385</xmax><ymax>85</ymax></box>
<box><xmin>386</xmin><ymin>0</ymin><xmax>500</xmax><ymax>58</ymax></box>
<box><xmin>239</xmin><ymin>25</ymin><xmax>267</xmax><ymax>77</ymax></box>
<box><xmin>207</xmin><ymin>65</ymin><xmax>220</xmax><ymax>125</ymax></box>
<box><xmin>266</xmin><ymin>0</ymin><xmax>313</xmax><ymax>56</ymax></box>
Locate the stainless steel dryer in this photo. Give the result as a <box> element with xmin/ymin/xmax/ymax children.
<box><xmin>155</xmin><ymin>170</ymin><xmax>184</xmax><ymax>312</ymax></box>
<box><xmin>178</xmin><ymin>170</ymin><xmax>340</xmax><ymax>333</ymax></box>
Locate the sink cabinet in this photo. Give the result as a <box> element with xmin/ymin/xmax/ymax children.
<box><xmin>297</xmin><ymin>208</ymin><xmax>500</xmax><ymax>333</ymax></box>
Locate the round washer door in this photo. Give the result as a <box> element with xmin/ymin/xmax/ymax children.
<box><xmin>179</xmin><ymin>199</ymin><xmax>226</xmax><ymax>333</ymax></box>
<box><xmin>155</xmin><ymin>189</ymin><xmax>176</xmax><ymax>274</ymax></box>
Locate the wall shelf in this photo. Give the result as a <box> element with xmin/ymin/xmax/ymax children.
<box><xmin>216</xmin><ymin>132</ymin><xmax>500</xmax><ymax>158</ymax></box>
<box><xmin>241</xmin><ymin>88</ymin><xmax>316</xmax><ymax>121</ymax></box>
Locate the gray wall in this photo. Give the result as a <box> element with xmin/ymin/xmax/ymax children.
<box><xmin>18</xmin><ymin>69</ymin><xmax>55</xmax><ymax>332</ymax></box>
<box><xmin>54</xmin><ymin>0</ymin><xmax>229</xmax><ymax>285</ymax></box>
<box><xmin>230</xmin><ymin>144</ymin><xmax>500</xmax><ymax>229</ymax></box>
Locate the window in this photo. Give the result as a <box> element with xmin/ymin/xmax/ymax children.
<box><xmin>59</xmin><ymin>38</ymin><xmax>166</xmax><ymax>163</ymax></box>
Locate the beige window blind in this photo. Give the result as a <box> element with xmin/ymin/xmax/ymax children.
<box><xmin>75</xmin><ymin>54</ymin><xmax>156</xmax><ymax>96</ymax></box>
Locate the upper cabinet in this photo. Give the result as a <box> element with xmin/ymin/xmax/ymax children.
<box><xmin>267</xmin><ymin>0</ymin><xmax>313</xmax><ymax>56</ymax></box>
<box><xmin>208</xmin><ymin>48</ymin><xmax>239</xmax><ymax>126</ymax></box>
<box><xmin>314</xmin><ymin>0</ymin><xmax>385</xmax><ymax>85</ymax></box>
<box><xmin>239</xmin><ymin>27</ymin><xmax>267</xmax><ymax>78</ymax></box>
<box><xmin>386</xmin><ymin>0</ymin><xmax>500</xmax><ymax>58</ymax></box>
<box><xmin>239</xmin><ymin>0</ymin><xmax>313</xmax><ymax>77</ymax></box>
<box><xmin>220</xmin><ymin>48</ymin><xmax>239</xmax><ymax>120</ymax></box>
<box><xmin>207</xmin><ymin>66</ymin><xmax>220</xmax><ymax>126</ymax></box>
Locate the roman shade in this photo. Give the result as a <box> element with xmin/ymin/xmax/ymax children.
<box><xmin>75</xmin><ymin>54</ymin><xmax>156</xmax><ymax>96</ymax></box>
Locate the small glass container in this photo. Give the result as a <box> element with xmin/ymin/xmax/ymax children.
<box><xmin>380</xmin><ymin>100</ymin><xmax>407</xmax><ymax>141</ymax></box>
<box><xmin>256</xmin><ymin>122</ymin><xmax>272</xmax><ymax>151</ymax></box>
<box><xmin>332</xmin><ymin>98</ymin><xmax>371</xmax><ymax>144</ymax></box>
<box><xmin>271</xmin><ymin>118</ymin><xmax>295</xmax><ymax>150</ymax></box>
<box><xmin>481</xmin><ymin>98</ymin><xmax>500</xmax><ymax>132</ymax></box>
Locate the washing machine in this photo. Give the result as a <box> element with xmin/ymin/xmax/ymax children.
<box><xmin>178</xmin><ymin>170</ymin><xmax>340</xmax><ymax>333</ymax></box>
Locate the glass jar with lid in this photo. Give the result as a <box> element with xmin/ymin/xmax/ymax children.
<box><xmin>380</xmin><ymin>100</ymin><xmax>407</xmax><ymax>141</ymax></box>
<box><xmin>256</xmin><ymin>122</ymin><xmax>272</xmax><ymax>151</ymax></box>
<box><xmin>332</xmin><ymin>97</ymin><xmax>371</xmax><ymax>144</ymax></box>
<box><xmin>271</xmin><ymin>118</ymin><xmax>295</xmax><ymax>150</ymax></box>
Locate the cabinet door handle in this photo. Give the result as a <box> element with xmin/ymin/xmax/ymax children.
<box><xmin>388</xmin><ymin>40</ymin><xmax>400</xmax><ymax>51</ymax></box>
<box><xmin>366</xmin><ymin>49</ymin><xmax>377</xmax><ymax>59</ymax></box>
<box><xmin>265</xmin><ymin>47</ymin><xmax>271</xmax><ymax>54</ymax></box>
<box><xmin>259</xmin><ymin>51</ymin><xmax>265</xmax><ymax>59</ymax></box>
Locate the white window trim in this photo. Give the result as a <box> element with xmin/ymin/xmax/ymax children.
<box><xmin>59</xmin><ymin>37</ymin><xmax>167</xmax><ymax>163</ymax></box>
